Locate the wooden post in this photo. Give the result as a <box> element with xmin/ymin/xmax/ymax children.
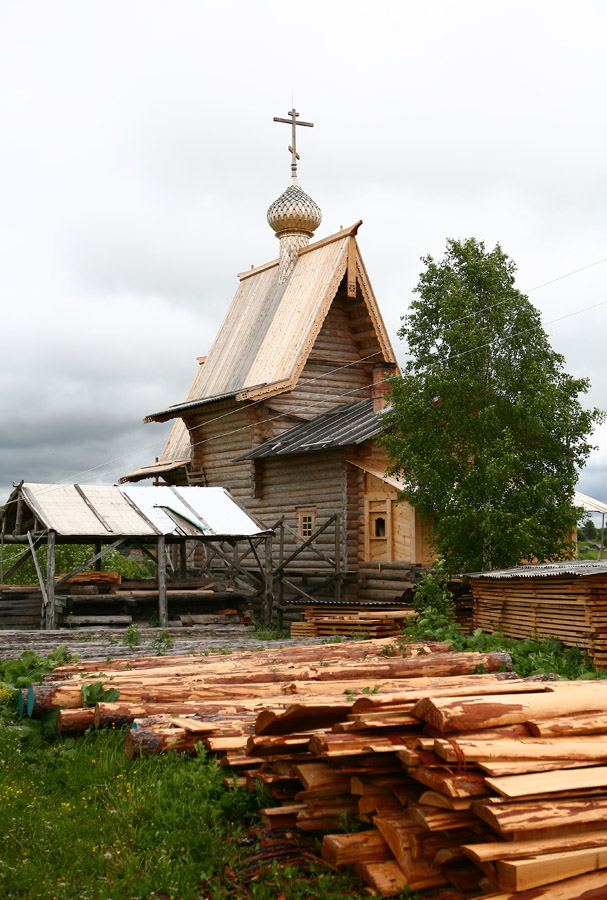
<box><xmin>334</xmin><ymin>513</ymin><xmax>342</xmax><ymax>604</ymax></box>
<box><xmin>179</xmin><ymin>542</ymin><xmax>188</xmax><ymax>579</ymax></box>
<box><xmin>45</xmin><ymin>531</ymin><xmax>56</xmax><ymax>630</ymax></box>
<box><xmin>94</xmin><ymin>541</ymin><xmax>102</xmax><ymax>572</ymax></box>
<box><xmin>157</xmin><ymin>535</ymin><xmax>168</xmax><ymax>627</ymax></box>
<box><xmin>277</xmin><ymin>521</ymin><xmax>285</xmax><ymax>627</ymax></box>
<box><xmin>264</xmin><ymin>532</ymin><xmax>273</xmax><ymax>627</ymax></box>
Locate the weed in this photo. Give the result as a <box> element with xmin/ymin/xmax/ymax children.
<box><xmin>75</xmin><ymin>630</ymin><xmax>94</xmax><ymax>642</ymax></box>
<box><xmin>121</xmin><ymin>624</ymin><xmax>141</xmax><ymax>649</ymax></box>
<box><xmin>107</xmin><ymin>634</ymin><xmax>118</xmax><ymax>646</ymax></box>
<box><xmin>152</xmin><ymin>630</ymin><xmax>175</xmax><ymax>656</ymax></box>
<box><xmin>80</xmin><ymin>682</ymin><xmax>121</xmax><ymax>707</ymax></box>
<box><xmin>247</xmin><ymin>623</ymin><xmax>290</xmax><ymax>641</ymax></box>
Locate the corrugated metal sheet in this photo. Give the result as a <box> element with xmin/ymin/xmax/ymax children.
<box><xmin>467</xmin><ymin>560</ymin><xmax>607</xmax><ymax>579</ymax></box>
<box><xmin>236</xmin><ymin>399</ymin><xmax>383</xmax><ymax>460</ymax></box>
<box><xmin>17</xmin><ymin>484</ymin><xmax>266</xmax><ymax>538</ymax></box>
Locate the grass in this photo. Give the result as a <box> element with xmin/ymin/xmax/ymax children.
<box><xmin>577</xmin><ymin>539</ymin><xmax>605</xmax><ymax>560</ymax></box>
<box><xmin>0</xmin><ymin>722</ymin><xmax>376</xmax><ymax>900</ymax></box>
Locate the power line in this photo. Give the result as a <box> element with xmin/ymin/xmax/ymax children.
<box><xmin>3</xmin><ymin>251</ymin><xmax>606</xmax><ymax>503</ymax></box>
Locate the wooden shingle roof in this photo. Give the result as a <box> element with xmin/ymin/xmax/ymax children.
<box><xmin>145</xmin><ymin>222</ymin><xmax>395</xmax><ymax>423</ymax></box>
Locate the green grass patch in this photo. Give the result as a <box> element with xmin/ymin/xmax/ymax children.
<box><xmin>0</xmin><ymin>722</ymin><xmax>375</xmax><ymax>899</ymax></box>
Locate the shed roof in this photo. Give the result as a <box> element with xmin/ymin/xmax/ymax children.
<box><xmin>5</xmin><ymin>483</ymin><xmax>266</xmax><ymax>539</ymax></box>
<box><xmin>145</xmin><ymin>223</ymin><xmax>395</xmax><ymax>423</ymax></box>
<box><xmin>467</xmin><ymin>560</ymin><xmax>607</xmax><ymax>579</ymax></box>
<box><xmin>574</xmin><ymin>490</ymin><xmax>607</xmax><ymax>516</ymax></box>
<box><xmin>235</xmin><ymin>398</ymin><xmax>386</xmax><ymax>460</ymax></box>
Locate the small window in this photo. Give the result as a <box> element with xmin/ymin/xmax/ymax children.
<box><xmin>297</xmin><ymin>506</ymin><xmax>316</xmax><ymax>538</ymax></box>
<box><xmin>374</xmin><ymin>516</ymin><xmax>386</xmax><ymax>537</ymax></box>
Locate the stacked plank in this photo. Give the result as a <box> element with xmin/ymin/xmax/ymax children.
<box><xmin>290</xmin><ymin>606</ymin><xmax>415</xmax><ymax>638</ymax></box>
<box><xmin>24</xmin><ymin>638</ymin><xmax>607</xmax><ymax>896</ymax></box>
<box><xmin>239</xmin><ymin>680</ymin><xmax>607</xmax><ymax>897</ymax></box>
<box><xmin>471</xmin><ymin>573</ymin><xmax>607</xmax><ymax>667</ymax></box>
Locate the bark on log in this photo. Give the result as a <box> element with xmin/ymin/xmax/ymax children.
<box><xmin>124</xmin><ymin>724</ymin><xmax>203</xmax><ymax>759</ymax></box>
<box><xmin>413</xmin><ymin>683</ymin><xmax>607</xmax><ymax>733</ymax></box>
<box><xmin>57</xmin><ymin>707</ymin><xmax>96</xmax><ymax>734</ymax></box>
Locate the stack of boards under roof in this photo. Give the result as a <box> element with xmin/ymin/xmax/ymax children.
<box><xmin>470</xmin><ymin>561</ymin><xmax>607</xmax><ymax>669</ymax></box>
<box><xmin>23</xmin><ymin>640</ymin><xmax>607</xmax><ymax>897</ymax></box>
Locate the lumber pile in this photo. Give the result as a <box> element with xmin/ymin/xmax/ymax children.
<box><xmin>237</xmin><ymin>681</ymin><xmax>607</xmax><ymax>897</ymax></box>
<box><xmin>290</xmin><ymin>606</ymin><xmax>415</xmax><ymax>638</ymax></box>
<box><xmin>471</xmin><ymin>573</ymin><xmax>607</xmax><ymax>667</ymax></box>
<box><xmin>22</xmin><ymin>637</ymin><xmax>607</xmax><ymax>896</ymax></box>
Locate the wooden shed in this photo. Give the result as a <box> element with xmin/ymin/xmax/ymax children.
<box><xmin>469</xmin><ymin>560</ymin><xmax>607</xmax><ymax>667</ymax></box>
<box><xmin>0</xmin><ymin>483</ymin><xmax>272</xmax><ymax>629</ymax></box>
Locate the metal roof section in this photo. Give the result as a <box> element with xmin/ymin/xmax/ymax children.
<box><xmin>467</xmin><ymin>560</ymin><xmax>607</xmax><ymax>579</ymax></box>
<box><xmin>145</xmin><ymin>391</ymin><xmax>239</xmax><ymax>425</ymax></box>
<box><xmin>144</xmin><ymin>224</ymin><xmax>396</xmax><ymax>423</ymax></box>
<box><xmin>235</xmin><ymin>398</ymin><xmax>382</xmax><ymax>460</ymax></box>
<box><xmin>11</xmin><ymin>484</ymin><xmax>266</xmax><ymax>539</ymax></box>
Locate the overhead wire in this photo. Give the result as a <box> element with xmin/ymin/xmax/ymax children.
<box><xmin>3</xmin><ymin>251</ymin><xmax>606</xmax><ymax>506</ymax></box>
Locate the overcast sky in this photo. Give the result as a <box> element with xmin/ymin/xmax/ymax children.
<box><xmin>1</xmin><ymin>0</ymin><xmax>606</xmax><ymax>511</ymax></box>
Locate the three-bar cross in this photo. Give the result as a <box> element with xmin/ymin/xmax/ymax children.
<box><xmin>273</xmin><ymin>108</ymin><xmax>314</xmax><ymax>182</ymax></box>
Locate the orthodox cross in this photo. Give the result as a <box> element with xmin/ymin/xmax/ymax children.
<box><xmin>273</xmin><ymin>108</ymin><xmax>314</xmax><ymax>182</ymax></box>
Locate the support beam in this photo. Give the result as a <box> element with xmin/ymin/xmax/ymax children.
<box><xmin>27</xmin><ymin>531</ymin><xmax>48</xmax><ymax>611</ymax></box>
<box><xmin>0</xmin><ymin>545</ymin><xmax>34</xmax><ymax>582</ymax></box>
<box><xmin>157</xmin><ymin>535</ymin><xmax>168</xmax><ymax>628</ymax></box>
<box><xmin>264</xmin><ymin>532</ymin><xmax>273</xmax><ymax>627</ymax></box>
<box><xmin>45</xmin><ymin>531</ymin><xmax>56</xmax><ymax>630</ymax></box>
<box><xmin>53</xmin><ymin>538</ymin><xmax>127</xmax><ymax>589</ymax></box>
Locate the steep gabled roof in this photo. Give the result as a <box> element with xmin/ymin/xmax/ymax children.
<box><xmin>145</xmin><ymin>222</ymin><xmax>395</xmax><ymax>423</ymax></box>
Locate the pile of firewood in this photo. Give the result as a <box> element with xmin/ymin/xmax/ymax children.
<box><xmin>23</xmin><ymin>640</ymin><xmax>607</xmax><ymax>897</ymax></box>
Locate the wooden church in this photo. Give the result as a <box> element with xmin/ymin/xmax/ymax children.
<box><xmin>122</xmin><ymin>111</ymin><xmax>435</xmax><ymax>613</ymax></box>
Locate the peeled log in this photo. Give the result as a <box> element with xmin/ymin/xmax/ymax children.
<box><xmin>204</xmin><ymin>651</ymin><xmax>512</xmax><ymax>685</ymax></box>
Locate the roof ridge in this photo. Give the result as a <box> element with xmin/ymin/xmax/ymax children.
<box><xmin>237</xmin><ymin>220</ymin><xmax>363</xmax><ymax>281</ymax></box>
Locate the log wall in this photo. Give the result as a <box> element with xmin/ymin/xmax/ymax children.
<box><xmin>269</xmin><ymin>289</ymin><xmax>375</xmax><ymax>419</ymax></box>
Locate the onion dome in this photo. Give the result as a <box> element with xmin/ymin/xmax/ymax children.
<box><xmin>267</xmin><ymin>183</ymin><xmax>322</xmax><ymax>237</ymax></box>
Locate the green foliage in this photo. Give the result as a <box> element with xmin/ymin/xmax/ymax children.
<box><xmin>1</xmin><ymin>543</ymin><xmax>155</xmax><ymax>586</ymax></box>
<box><xmin>152</xmin><ymin>630</ymin><xmax>175</xmax><ymax>656</ymax></box>
<box><xmin>80</xmin><ymin>682</ymin><xmax>121</xmax><ymax>707</ymax></box>
<box><xmin>121</xmin><ymin>624</ymin><xmax>142</xmax><ymax>649</ymax></box>
<box><xmin>0</xmin><ymin>644</ymin><xmax>78</xmax><ymax>690</ymax></box>
<box><xmin>581</xmin><ymin>519</ymin><xmax>598</xmax><ymax>541</ymax></box>
<box><xmin>379</xmin><ymin>237</ymin><xmax>604</xmax><ymax>574</ymax></box>
<box><xmin>403</xmin><ymin>565</ymin><xmax>600</xmax><ymax>679</ymax></box>
<box><xmin>248</xmin><ymin>623</ymin><xmax>290</xmax><ymax>641</ymax></box>
<box><xmin>0</xmin><ymin>727</ymin><xmax>372</xmax><ymax>899</ymax></box>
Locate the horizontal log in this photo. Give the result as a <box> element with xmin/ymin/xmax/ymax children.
<box><xmin>413</xmin><ymin>684</ymin><xmax>607</xmax><ymax>733</ymax></box>
<box><xmin>64</xmin><ymin>616</ymin><xmax>133</xmax><ymax>626</ymax></box>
